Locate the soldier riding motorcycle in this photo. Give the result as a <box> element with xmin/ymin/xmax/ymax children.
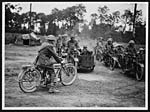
<box><xmin>123</xmin><ymin>40</ymin><xmax>137</xmax><ymax>72</ymax></box>
<box><xmin>18</xmin><ymin>35</ymin><xmax>77</xmax><ymax>93</ymax></box>
<box><xmin>109</xmin><ymin>44</ymin><xmax>125</xmax><ymax>71</ymax></box>
<box><xmin>66</xmin><ymin>36</ymin><xmax>80</xmax><ymax>68</ymax></box>
<box><xmin>121</xmin><ymin>40</ymin><xmax>145</xmax><ymax>81</ymax></box>
<box><xmin>94</xmin><ymin>37</ymin><xmax>104</xmax><ymax>62</ymax></box>
<box><xmin>103</xmin><ymin>38</ymin><xmax>114</xmax><ymax>66</ymax></box>
<box><xmin>135</xmin><ymin>48</ymin><xmax>145</xmax><ymax>81</ymax></box>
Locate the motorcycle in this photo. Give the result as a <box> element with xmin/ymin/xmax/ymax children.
<box><xmin>135</xmin><ymin>58</ymin><xmax>145</xmax><ymax>81</ymax></box>
<box><xmin>18</xmin><ymin>56</ymin><xmax>77</xmax><ymax>93</ymax></box>
<box><xmin>109</xmin><ymin>45</ymin><xmax>125</xmax><ymax>71</ymax></box>
<box><xmin>121</xmin><ymin>52</ymin><xmax>145</xmax><ymax>81</ymax></box>
<box><xmin>121</xmin><ymin>52</ymin><xmax>136</xmax><ymax>73</ymax></box>
<box><xmin>102</xmin><ymin>50</ymin><xmax>112</xmax><ymax>67</ymax></box>
<box><xmin>67</xmin><ymin>48</ymin><xmax>79</xmax><ymax>68</ymax></box>
<box><xmin>135</xmin><ymin>50</ymin><xmax>145</xmax><ymax>81</ymax></box>
<box><xmin>94</xmin><ymin>46</ymin><xmax>103</xmax><ymax>62</ymax></box>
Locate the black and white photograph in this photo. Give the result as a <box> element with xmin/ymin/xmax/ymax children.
<box><xmin>2</xmin><ymin>1</ymin><xmax>148</xmax><ymax>110</ymax></box>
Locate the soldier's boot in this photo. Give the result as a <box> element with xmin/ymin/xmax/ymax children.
<box><xmin>48</xmin><ymin>83</ymin><xmax>60</xmax><ymax>93</ymax></box>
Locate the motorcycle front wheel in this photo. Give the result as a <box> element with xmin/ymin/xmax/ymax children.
<box><xmin>135</xmin><ymin>64</ymin><xmax>144</xmax><ymax>81</ymax></box>
<box><xmin>60</xmin><ymin>63</ymin><xmax>77</xmax><ymax>86</ymax></box>
<box><xmin>18</xmin><ymin>68</ymin><xmax>41</xmax><ymax>93</ymax></box>
<box><xmin>110</xmin><ymin>58</ymin><xmax>116</xmax><ymax>71</ymax></box>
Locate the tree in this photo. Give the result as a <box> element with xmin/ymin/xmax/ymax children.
<box><xmin>121</xmin><ymin>9</ymin><xmax>133</xmax><ymax>33</ymax></box>
<box><xmin>121</xmin><ymin>9</ymin><xmax>143</xmax><ymax>33</ymax></box>
<box><xmin>59</xmin><ymin>4</ymin><xmax>86</xmax><ymax>31</ymax></box>
<box><xmin>5</xmin><ymin>3</ymin><xmax>22</xmax><ymax>32</ymax></box>
<box><xmin>37</xmin><ymin>13</ymin><xmax>48</xmax><ymax>35</ymax></box>
<box><xmin>91</xmin><ymin>13</ymin><xmax>98</xmax><ymax>21</ymax></box>
<box><xmin>98</xmin><ymin>5</ymin><xmax>110</xmax><ymax>23</ymax></box>
<box><xmin>105</xmin><ymin>11</ymin><xmax>120</xmax><ymax>27</ymax></box>
<box><xmin>112</xmin><ymin>11</ymin><xmax>120</xmax><ymax>23</ymax></box>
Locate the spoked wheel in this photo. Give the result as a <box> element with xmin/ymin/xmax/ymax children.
<box><xmin>121</xmin><ymin>57</ymin><xmax>128</xmax><ymax>74</ymax></box>
<box><xmin>135</xmin><ymin>64</ymin><xmax>144</xmax><ymax>81</ymax></box>
<box><xmin>121</xmin><ymin>63</ymin><xmax>128</xmax><ymax>74</ymax></box>
<box><xmin>61</xmin><ymin>64</ymin><xmax>77</xmax><ymax>86</ymax></box>
<box><xmin>110</xmin><ymin>58</ymin><xmax>116</xmax><ymax>71</ymax></box>
<box><xmin>18</xmin><ymin>68</ymin><xmax>41</xmax><ymax>93</ymax></box>
<box><xmin>121</xmin><ymin>67</ymin><xmax>126</xmax><ymax>74</ymax></box>
<box><xmin>103</xmin><ymin>57</ymin><xmax>110</xmax><ymax>67</ymax></box>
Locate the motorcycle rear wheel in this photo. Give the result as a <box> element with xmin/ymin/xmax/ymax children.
<box><xmin>18</xmin><ymin>68</ymin><xmax>41</xmax><ymax>93</ymax></box>
<box><xmin>110</xmin><ymin>58</ymin><xmax>116</xmax><ymax>71</ymax></box>
<box><xmin>61</xmin><ymin>64</ymin><xmax>77</xmax><ymax>86</ymax></box>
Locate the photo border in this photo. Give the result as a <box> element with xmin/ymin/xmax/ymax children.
<box><xmin>2</xmin><ymin>1</ymin><xmax>149</xmax><ymax>110</ymax></box>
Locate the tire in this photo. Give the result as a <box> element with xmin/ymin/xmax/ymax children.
<box><xmin>121</xmin><ymin>67</ymin><xmax>126</xmax><ymax>74</ymax></box>
<box><xmin>135</xmin><ymin>64</ymin><xmax>144</xmax><ymax>81</ymax></box>
<box><xmin>18</xmin><ymin>68</ymin><xmax>41</xmax><ymax>93</ymax></box>
<box><xmin>96</xmin><ymin>54</ymin><xmax>99</xmax><ymax>61</ymax></box>
<box><xmin>110</xmin><ymin>58</ymin><xmax>116</xmax><ymax>71</ymax></box>
<box><xmin>121</xmin><ymin>57</ymin><xmax>127</xmax><ymax>74</ymax></box>
<box><xmin>96</xmin><ymin>54</ymin><xmax>102</xmax><ymax>62</ymax></box>
<box><xmin>104</xmin><ymin>57</ymin><xmax>109</xmax><ymax>66</ymax></box>
<box><xmin>90</xmin><ymin>66</ymin><xmax>95</xmax><ymax>72</ymax></box>
<box><xmin>61</xmin><ymin>63</ymin><xmax>77</xmax><ymax>86</ymax></box>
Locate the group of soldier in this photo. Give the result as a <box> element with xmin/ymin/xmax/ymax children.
<box><xmin>94</xmin><ymin>36</ymin><xmax>145</xmax><ymax>70</ymax></box>
<box><xmin>56</xmin><ymin>34</ymin><xmax>91</xmax><ymax>57</ymax></box>
<box><xmin>35</xmin><ymin>33</ymin><xmax>145</xmax><ymax>93</ymax></box>
<box><xmin>56</xmin><ymin>34</ymin><xmax>80</xmax><ymax>56</ymax></box>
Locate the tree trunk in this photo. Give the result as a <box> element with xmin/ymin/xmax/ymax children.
<box><xmin>133</xmin><ymin>3</ymin><xmax>137</xmax><ymax>39</ymax></box>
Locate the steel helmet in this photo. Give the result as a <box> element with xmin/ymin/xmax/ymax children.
<box><xmin>46</xmin><ymin>35</ymin><xmax>56</xmax><ymax>41</ymax></box>
<box><xmin>107</xmin><ymin>38</ymin><xmax>113</xmax><ymax>42</ymax></box>
<box><xmin>100</xmin><ymin>37</ymin><xmax>103</xmax><ymax>40</ymax></box>
<box><xmin>139</xmin><ymin>48</ymin><xmax>144</xmax><ymax>51</ymax></box>
<box><xmin>58</xmin><ymin>34</ymin><xmax>62</xmax><ymax>37</ymax></box>
<box><xmin>98</xmin><ymin>37</ymin><xmax>103</xmax><ymax>41</ymax></box>
<box><xmin>129</xmin><ymin>40</ymin><xmax>135</xmax><ymax>44</ymax></box>
<box><xmin>62</xmin><ymin>34</ymin><xmax>68</xmax><ymax>37</ymax></box>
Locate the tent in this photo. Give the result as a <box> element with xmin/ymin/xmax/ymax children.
<box><xmin>15</xmin><ymin>32</ymin><xmax>41</xmax><ymax>46</ymax></box>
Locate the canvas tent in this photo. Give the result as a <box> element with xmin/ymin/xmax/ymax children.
<box><xmin>15</xmin><ymin>32</ymin><xmax>41</xmax><ymax>46</ymax></box>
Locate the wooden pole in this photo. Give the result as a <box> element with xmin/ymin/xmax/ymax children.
<box><xmin>133</xmin><ymin>3</ymin><xmax>137</xmax><ymax>39</ymax></box>
<box><xmin>29</xmin><ymin>3</ymin><xmax>32</xmax><ymax>31</ymax></box>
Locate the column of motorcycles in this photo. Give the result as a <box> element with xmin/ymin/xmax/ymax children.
<box><xmin>95</xmin><ymin>44</ymin><xmax>145</xmax><ymax>81</ymax></box>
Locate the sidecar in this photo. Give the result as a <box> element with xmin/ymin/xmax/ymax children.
<box><xmin>78</xmin><ymin>51</ymin><xmax>95</xmax><ymax>71</ymax></box>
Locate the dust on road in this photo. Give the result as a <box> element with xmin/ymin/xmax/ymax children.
<box><xmin>4</xmin><ymin>45</ymin><xmax>145</xmax><ymax>107</ymax></box>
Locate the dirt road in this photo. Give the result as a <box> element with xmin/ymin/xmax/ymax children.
<box><xmin>4</xmin><ymin>45</ymin><xmax>145</xmax><ymax>108</ymax></box>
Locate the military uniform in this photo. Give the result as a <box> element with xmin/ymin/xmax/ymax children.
<box><xmin>105</xmin><ymin>42</ymin><xmax>114</xmax><ymax>54</ymax></box>
<box><xmin>37</xmin><ymin>42</ymin><xmax>61</xmax><ymax>66</ymax></box>
<box><xmin>137</xmin><ymin>48</ymin><xmax>145</xmax><ymax>64</ymax></box>
<box><xmin>81</xmin><ymin>46</ymin><xmax>90</xmax><ymax>55</ymax></box>
<box><xmin>56</xmin><ymin>37</ymin><xmax>62</xmax><ymax>56</ymax></box>
<box><xmin>125</xmin><ymin>40</ymin><xmax>137</xmax><ymax>56</ymax></box>
<box><xmin>67</xmin><ymin>39</ymin><xmax>79</xmax><ymax>54</ymax></box>
<box><xmin>102</xmin><ymin>38</ymin><xmax>114</xmax><ymax>62</ymax></box>
<box><xmin>67</xmin><ymin>40</ymin><xmax>79</xmax><ymax>49</ymax></box>
<box><xmin>125</xmin><ymin>40</ymin><xmax>137</xmax><ymax>68</ymax></box>
<box><xmin>36</xmin><ymin>36</ymin><xmax>61</xmax><ymax>93</ymax></box>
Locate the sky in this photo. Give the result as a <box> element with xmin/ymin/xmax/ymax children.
<box><xmin>6</xmin><ymin>2</ymin><xmax>148</xmax><ymax>22</ymax></box>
